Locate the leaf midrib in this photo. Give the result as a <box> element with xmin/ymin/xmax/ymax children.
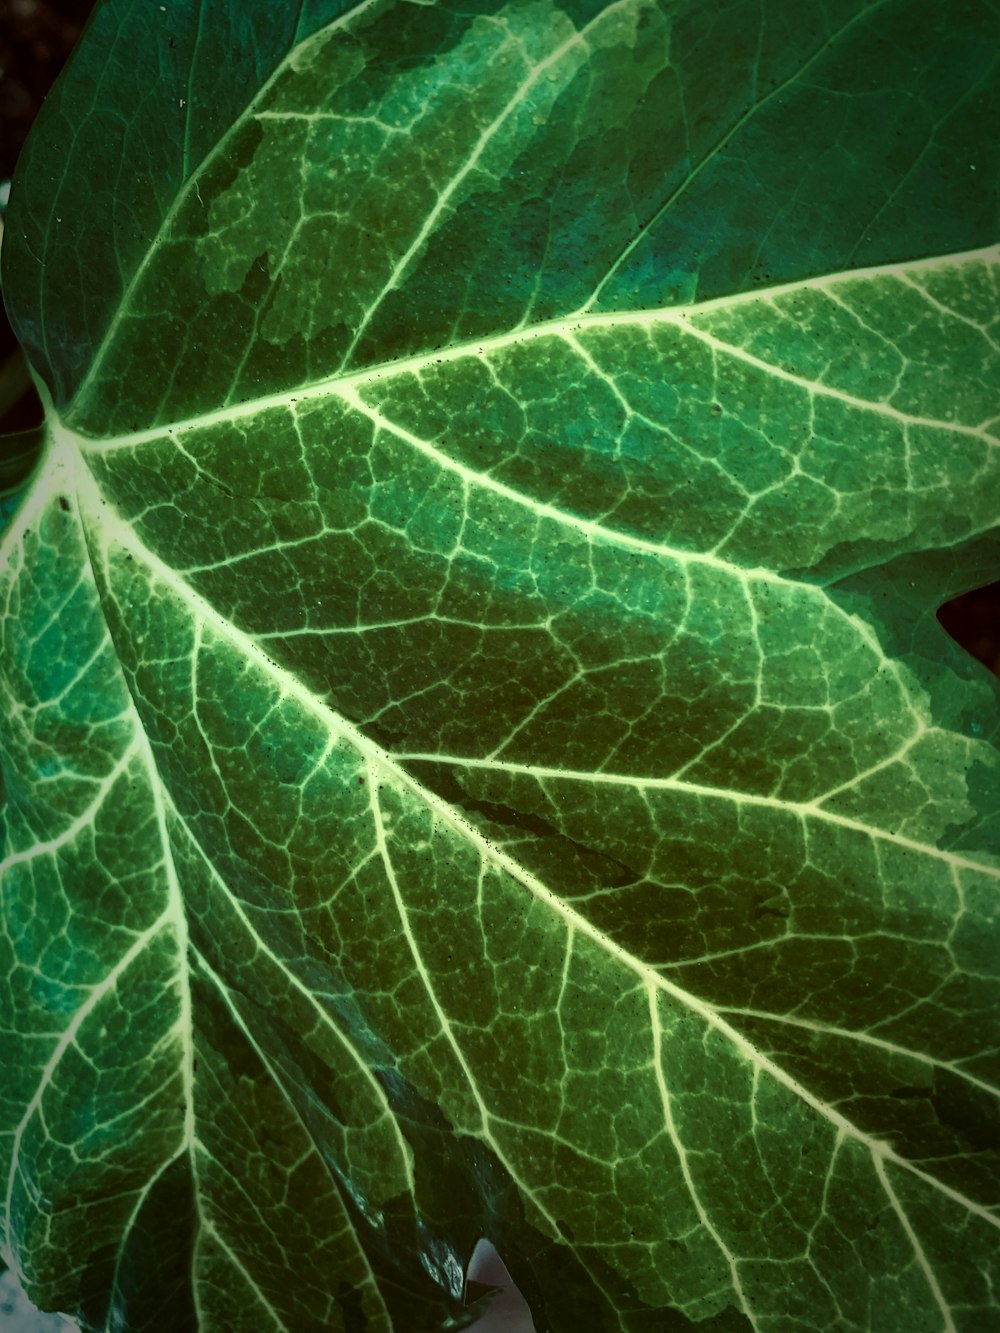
<box><xmin>713</xmin><ymin>1006</ymin><xmax>1000</xmax><ymax>1101</ymax></box>
<box><xmin>68</xmin><ymin>243</ymin><xmax>1000</xmax><ymax>452</ymax></box>
<box><xmin>391</xmin><ymin>752</ymin><xmax>1000</xmax><ymax>878</ymax></box>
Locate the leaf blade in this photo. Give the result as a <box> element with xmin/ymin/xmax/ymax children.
<box><xmin>3</xmin><ymin>1</ymin><xmax>999</xmax><ymax>1327</ymax></box>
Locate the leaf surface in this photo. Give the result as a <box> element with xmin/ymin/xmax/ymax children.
<box><xmin>2</xmin><ymin>1</ymin><xmax>999</xmax><ymax>1329</ymax></box>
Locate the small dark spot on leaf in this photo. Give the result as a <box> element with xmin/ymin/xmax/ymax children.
<box><xmin>890</xmin><ymin>1085</ymin><xmax>929</xmax><ymax>1101</ymax></box>
<box><xmin>58</xmin><ymin>496</ymin><xmax>70</xmax><ymax>511</ymax></box>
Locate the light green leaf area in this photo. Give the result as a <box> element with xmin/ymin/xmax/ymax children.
<box><xmin>1</xmin><ymin>0</ymin><xmax>999</xmax><ymax>1329</ymax></box>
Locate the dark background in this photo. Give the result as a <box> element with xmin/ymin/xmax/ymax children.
<box><xmin>1</xmin><ymin>0</ymin><xmax>92</xmax><ymax>433</ymax></box>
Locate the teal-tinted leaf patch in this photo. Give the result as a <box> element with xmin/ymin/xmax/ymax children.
<box><xmin>2</xmin><ymin>1</ymin><xmax>999</xmax><ymax>1328</ymax></box>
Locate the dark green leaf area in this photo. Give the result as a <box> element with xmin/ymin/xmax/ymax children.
<box><xmin>5</xmin><ymin>935</ymin><xmax>183</xmax><ymax>1304</ymax></box>
<box><xmin>86</xmin><ymin>541</ymin><xmax>753</xmax><ymax>1325</ymax></box>
<box><xmin>85</xmin><ymin>418</ymin><xmax>923</xmax><ymax>800</ymax></box>
<box><xmin>0</xmin><ymin>429</ymin><xmax>47</xmax><ymax>523</ymax></box>
<box><xmin>361</xmin><ymin>272</ymin><xmax>1000</xmax><ymax>579</ymax></box>
<box><xmin>2</xmin><ymin>0</ymin><xmax>364</xmax><ymax>410</ymax></box>
<box><xmin>77</xmin><ymin>456</ymin><xmax>1000</xmax><ymax>1327</ymax></box>
<box><xmin>600</xmin><ymin>0</ymin><xmax>1000</xmax><ymax>312</ymax></box>
<box><xmin>186</xmin><ymin>960</ymin><xmax>533</xmax><ymax>1333</ymax></box>
<box><xmin>3</xmin><ymin>0</ymin><xmax>1000</xmax><ymax>1326</ymax></box>
<box><xmin>182</xmin><ymin>960</ymin><xmax>471</xmax><ymax>1333</ymax></box>
<box><xmin>880</xmin><ymin>1169</ymin><xmax>1000</xmax><ymax>1326</ymax></box>
<box><xmin>730</xmin><ymin>1013</ymin><xmax>999</xmax><ymax>1209</ymax></box>
<box><xmin>0</xmin><ymin>486</ymin><xmax>185</xmax><ymax>1316</ymax></box>
<box><xmin>80</xmin><ymin>546</ymin><xmax>493</xmax><ymax>1327</ymax></box>
<box><xmin>407</xmin><ymin>761</ymin><xmax>1000</xmax><ymax>1193</ymax></box>
<box><xmin>68</xmin><ymin>0</ymin><xmax>655</xmax><ymax>430</ymax></box>
<box><xmin>53</xmin><ymin>0</ymin><xmax>1000</xmax><ymax>434</ymax></box>
<box><xmin>84</xmin><ymin>364</ymin><xmax>997</xmax><ymax>850</ymax></box>
<box><xmin>1</xmin><ymin>506</ymin><xmax>135</xmax><ymax>827</ymax></box>
<box><xmin>0</xmin><ymin>483</ymin><xmax>482</xmax><ymax>1328</ymax></box>
<box><xmin>77</xmin><ymin>1154</ymin><xmax>197</xmax><ymax>1333</ymax></box>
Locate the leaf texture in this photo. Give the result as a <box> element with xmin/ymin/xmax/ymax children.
<box><xmin>1</xmin><ymin>1</ymin><xmax>999</xmax><ymax>1329</ymax></box>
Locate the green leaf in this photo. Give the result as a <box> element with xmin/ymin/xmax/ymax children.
<box><xmin>2</xmin><ymin>1</ymin><xmax>999</xmax><ymax>1329</ymax></box>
